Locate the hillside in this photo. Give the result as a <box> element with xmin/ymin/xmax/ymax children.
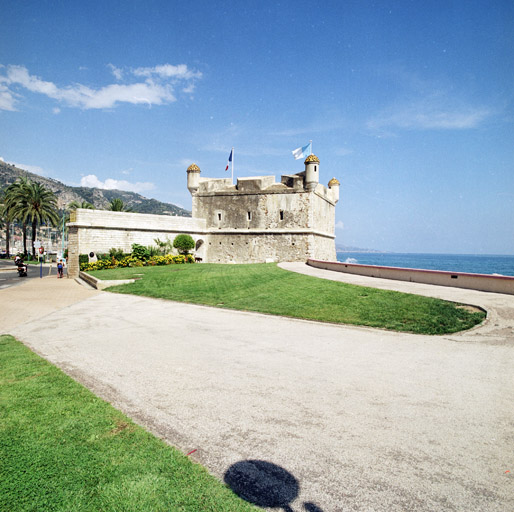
<box><xmin>0</xmin><ymin>160</ymin><xmax>191</xmax><ymax>216</ymax></box>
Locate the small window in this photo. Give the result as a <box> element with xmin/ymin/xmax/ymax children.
<box><xmin>314</xmin><ymin>165</ymin><xmax>317</xmax><ymax>172</ymax></box>
<box><xmin>280</xmin><ymin>210</ymin><xmax>284</xmax><ymax>221</ymax></box>
<box><xmin>247</xmin><ymin>211</ymin><xmax>251</xmax><ymax>221</ymax></box>
<box><xmin>218</xmin><ymin>213</ymin><xmax>222</xmax><ymax>221</ymax></box>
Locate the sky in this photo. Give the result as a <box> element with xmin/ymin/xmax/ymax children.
<box><xmin>1</xmin><ymin>0</ymin><xmax>513</xmax><ymax>254</ymax></box>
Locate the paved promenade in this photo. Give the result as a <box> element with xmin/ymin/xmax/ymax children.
<box><xmin>2</xmin><ymin>268</ymin><xmax>513</xmax><ymax>511</ymax></box>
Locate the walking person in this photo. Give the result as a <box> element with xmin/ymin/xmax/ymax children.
<box><xmin>57</xmin><ymin>259</ymin><xmax>64</xmax><ymax>278</ymax></box>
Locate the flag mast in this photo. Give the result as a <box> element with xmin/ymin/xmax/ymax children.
<box><xmin>231</xmin><ymin>147</ymin><xmax>234</xmax><ymax>184</ymax></box>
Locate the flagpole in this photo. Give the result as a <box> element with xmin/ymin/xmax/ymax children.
<box><xmin>231</xmin><ymin>147</ymin><xmax>234</xmax><ymax>184</ymax></box>
<box><xmin>310</xmin><ymin>140</ymin><xmax>312</xmax><ymax>155</ymax></box>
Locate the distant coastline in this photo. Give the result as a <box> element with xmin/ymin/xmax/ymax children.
<box><xmin>334</xmin><ymin>251</ymin><xmax>514</xmax><ymax>276</ymax></box>
<box><xmin>335</xmin><ymin>245</ymin><xmax>384</xmax><ymax>254</ymax></box>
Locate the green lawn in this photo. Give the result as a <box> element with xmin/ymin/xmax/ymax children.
<box><xmin>0</xmin><ymin>335</ymin><xmax>257</xmax><ymax>512</ymax></box>
<box><xmin>89</xmin><ymin>263</ymin><xmax>485</xmax><ymax>335</ymax></box>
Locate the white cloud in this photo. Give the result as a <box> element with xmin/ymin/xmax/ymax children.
<box><xmin>0</xmin><ymin>63</ymin><xmax>201</xmax><ymax>111</ymax></box>
<box><xmin>133</xmin><ymin>64</ymin><xmax>202</xmax><ymax>80</ymax></box>
<box><xmin>80</xmin><ymin>174</ymin><xmax>155</xmax><ymax>194</ymax></box>
<box><xmin>368</xmin><ymin>100</ymin><xmax>491</xmax><ymax>131</ymax></box>
<box><xmin>335</xmin><ymin>220</ymin><xmax>345</xmax><ymax>230</ymax></box>
<box><xmin>11</xmin><ymin>161</ymin><xmax>48</xmax><ymax>176</ymax></box>
<box><xmin>366</xmin><ymin>71</ymin><xmax>492</xmax><ymax>132</ymax></box>
<box><xmin>108</xmin><ymin>63</ymin><xmax>123</xmax><ymax>80</ymax></box>
<box><xmin>0</xmin><ymin>83</ymin><xmax>17</xmax><ymax>110</ymax></box>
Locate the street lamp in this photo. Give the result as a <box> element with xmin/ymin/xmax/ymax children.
<box><xmin>61</xmin><ymin>209</ymin><xmax>66</xmax><ymax>259</ymax></box>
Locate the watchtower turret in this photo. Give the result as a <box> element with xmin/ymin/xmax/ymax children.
<box><xmin>187</xmin><ymin>163</ymin><xmax>201</xmax><ymax>194</ymax></box>
<box><xmin>328</xmin><ymin>177</ymin><xmax>340</xmax><ymax>203</ymax></box>
<box><xmin>304</xmin><ymin>154</ymin><xmax>320</xmax><ymax>191</ymax></box>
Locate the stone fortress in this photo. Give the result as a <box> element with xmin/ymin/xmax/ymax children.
<box><xmin>67</xmin><ymin>154</ymin><xmax>339</xmax><ymax>276</ymax></box>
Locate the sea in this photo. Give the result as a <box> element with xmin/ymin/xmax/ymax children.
<box><xmin>336</xmin><ymin>252</ymin><xmax>514</xmax><ymax>277</ymax></box>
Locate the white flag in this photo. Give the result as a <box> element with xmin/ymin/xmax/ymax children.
<box><xmin>292</xmin><ymin>142</ymin><xmax>312</xmax><ymax>160</ymax></box>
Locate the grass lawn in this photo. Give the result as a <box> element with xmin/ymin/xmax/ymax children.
<box><xmin>89</xmin><ymin>263</ymin><xmax>485</xmax><ymax>335</ymax></box>
<box><xmin>0</xmin><ymin>335</ymin><xmax>257</xmax><ymax>512</ymax></box>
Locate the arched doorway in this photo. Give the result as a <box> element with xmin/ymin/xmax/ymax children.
<box><xmin>195</xmin><ymin>239</ymin><xmax>205</xmax><ymax>262</ymax></box>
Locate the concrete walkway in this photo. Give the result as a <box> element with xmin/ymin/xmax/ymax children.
<box><xmin>2</xmin><ymin>268</ymin><xmax>514</xmax><ymax>511</ymax></box>
<box><xmin>0</xmin><ymin>275</ymin><xmax>99</xmax><ymax>334</ymax></box>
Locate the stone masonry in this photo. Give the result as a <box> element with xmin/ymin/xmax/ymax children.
<box><xmin>67</xmin><ymin>154</ymin><xmax>339</xmax><ymax>276</ymax></box>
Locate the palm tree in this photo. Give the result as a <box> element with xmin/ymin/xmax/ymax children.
<box><xmin>108</xmin><ymin>198</ymin><xmax>131</xmax><ymax>212</ymax></box>
<box><xmin>10</xmin><ymin>180</ymin><xmax>59</xmax><ymax>257</ymax></box>
<box><xmin>68</xmin><ymin>200</ymin><xmax>94</xmax><ymax>210</ymax></box>
<box><xmin>4</xmin><ymin>177</ymin><xmax>31</xmax><ymax>256</ymax></box>
<box><xmin>0</xmin><ymin>195</ymin><xmax>13</xmax><ymax>257</ymax></box>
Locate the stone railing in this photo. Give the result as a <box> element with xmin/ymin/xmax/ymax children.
<box><xmin>307</xmin><ymin>259</ymin><xmax>514</xmax><ymax>295</ymax></box>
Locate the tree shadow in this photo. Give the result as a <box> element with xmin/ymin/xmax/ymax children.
<box><xmin>224</xmin><ymin>460</ymin><xmax>324</xmax><ymax>512</ymax></box>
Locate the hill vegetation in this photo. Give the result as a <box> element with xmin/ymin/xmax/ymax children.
<box><xmin>0</xmin><ymin>160</ymin><xmax>191</xmax><ymax>217</ymax></box>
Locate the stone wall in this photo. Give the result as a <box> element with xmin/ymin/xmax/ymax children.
<box><xmin>67</xmin><ymin>209</ymin><xmax>206</xmax><ymax>277</ymax></box>
<box><xmin>308</xmin><ymin>259</ymin><xmax>514</xmax><ymax>295</ymax></box>
<box><xmin>194</xmin><ymin>189</ymin><xmax>312</xmax><ymax>231</ymax></box>
<box><xmin>205</xmin><ymin>232</ymin><xmax>309</xmax><ymax>263</ymax></box>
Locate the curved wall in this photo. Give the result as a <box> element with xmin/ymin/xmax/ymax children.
<box><xmin>307</xmin><ymin>259</ymin><xmax>514</xmax><ymax>295</ymax></box>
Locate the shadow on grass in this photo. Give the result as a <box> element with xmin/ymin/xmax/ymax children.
<box><xmin>224</xmin><ymin>460</ymin><xmax>324</xmax><ymax>512</ymax></box>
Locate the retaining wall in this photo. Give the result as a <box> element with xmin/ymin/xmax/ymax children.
<box><xmin>307</xmin><ymin>259</ymin><xmax>514</xmax><ymax>295</ymax></box>
<box><xmin>67</xmin><ymin>209</ymin><xmax>206</xmax><ymax>277</ymax></box>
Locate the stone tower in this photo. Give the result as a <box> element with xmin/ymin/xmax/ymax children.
<box><xmin>304</xmin><ymin>154</ymin><xmax>320</xmax><ymax>191</ymax></box>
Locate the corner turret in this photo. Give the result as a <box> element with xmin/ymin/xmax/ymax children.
<box><xmin>187</xmin><ymin>163</ymin><xmax>201</xmax><ymax>194</ymax></box>
<box><xmin>328</xmin><ymin>177</ymin><xmax>340</xmax><ymax>203</ymax></box>
<box><xmin>304</xmin><ymin>154</ymin><xmax>320</xmax><ymax>191</ymax></box>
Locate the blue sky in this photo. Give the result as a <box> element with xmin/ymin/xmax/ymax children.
<box><xmin>1</xmin><ymin>0</ymin><xmax>513</xmax><ymax>254</ymax></box>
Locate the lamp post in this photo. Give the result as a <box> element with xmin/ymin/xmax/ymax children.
<box><xmin>61</xmin><ymin>209</ymin><xmax>66</xmax><ymax>259</ymax></box>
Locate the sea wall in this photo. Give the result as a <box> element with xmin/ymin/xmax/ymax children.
<box><xmin>307</xmin><ymin>259</ymin><xmax>514</xmax><ymax>295</ymax></box>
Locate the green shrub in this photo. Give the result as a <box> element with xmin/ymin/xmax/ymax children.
<box><xmin>131</xmin><ymin>243</ymin><xmax>150</xmax><ymax>261</ymax></box>
<box><xmin>109</xmin><ymin>247</ymin><xmax>127</xmax><ymax>260</ymax></box>
<box><xmin>79</xmin><ymin>254</ymin><xmax>89</xmax><ymax>266</ymax></box>
<box><xmin>173</xmin><ymin>234</ymin><xmax>195</xmax><ymax>255</ymax></box>
<box><xmin>147</xmin><ymin>245</ymin><xmax>161</xmax><ymax>258</ymax></box>
<box><xmin>154</xmin><ymin>237</ymin><xmax>174</xmax><ymax>255</ymax></box>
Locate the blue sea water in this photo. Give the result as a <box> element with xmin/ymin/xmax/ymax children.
<box><xmin>336</xmin><ymin>252</ymin><xmax>514</xmax><ymax>277</ymax></box>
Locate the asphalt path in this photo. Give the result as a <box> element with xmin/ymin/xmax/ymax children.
<box><xmin>6</xmin><ymin>269</ymin><xmax>513</xmax><ymax>512</ymax></box>
<box><xmin>0</xmin><ymin>260</ymin><xmax>58</xmax><ymax>289</ymax></box>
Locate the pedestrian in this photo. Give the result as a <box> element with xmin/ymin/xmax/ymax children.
<box><xmin>57</xmin><ymin>259</ymin><xmax>64</xmax><ymax>278</ymax></box>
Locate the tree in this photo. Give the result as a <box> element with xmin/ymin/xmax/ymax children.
<box><xmin>173</xmin><ymin>234</ymin><xmax>195</xmax><ymax>255</ymax></box>
<box><xmin>0</xmin><ymin>190</ymin><xmax>14</xmax><ymax>257</ymax></box>
<box><xmin>0</xmin><ymin>200</ymin><xmax>11</xmax><ymax>257</ymax></box>
<box><xmin>108</xmin><ymin>198</ymin><xmax>131</xmax><ymax>212</ymax></box>
<box><xmin>9</xmin><ymin>180</ymin><xmax>59</xmax><ymax>257</ymax></box>
<box><xmin>4</xmin><ymin>177</ymin><xmax>31</xmax><ymax>256</ymax></box>
<box><xmin>68</xmin><ymin>200</ymin><xmax>94</xmax><ymax>210</ymax></box>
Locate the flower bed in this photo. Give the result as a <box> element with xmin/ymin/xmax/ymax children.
<box><xmin>80</xmin><ymin>253</ymin><xmax>194</xmax><ymax>271</ymax></box>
